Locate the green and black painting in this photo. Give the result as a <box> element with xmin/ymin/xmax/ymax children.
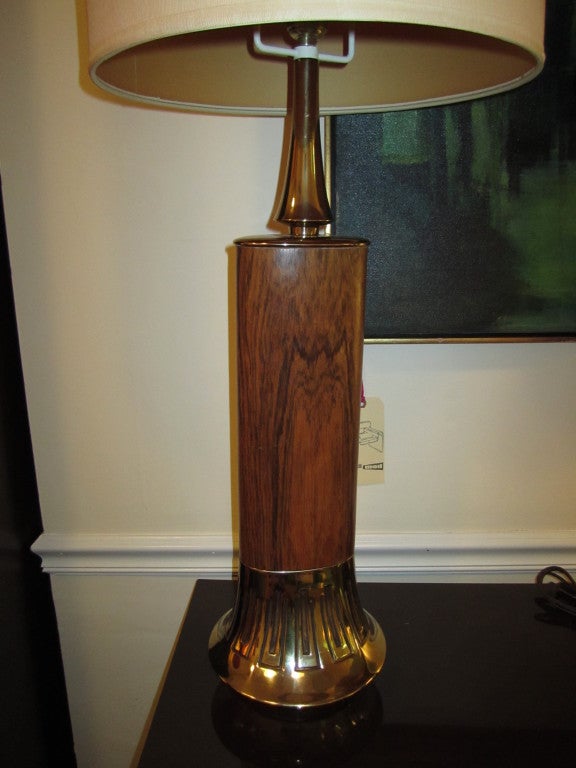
<box><xmin>331</xmin><ymin>0</ymin><xmax>576</xmax><ymax>339</ymax></box>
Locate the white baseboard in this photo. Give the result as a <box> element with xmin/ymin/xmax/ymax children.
<box><xmin>32</xmin><ymin>531</ymin><xmax>576</xmax><ymax>582</ymax></box>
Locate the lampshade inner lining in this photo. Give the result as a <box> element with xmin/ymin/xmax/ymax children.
<box><xmin>92</xmin><ymin>22</ymin><xmax>541</xmax><ymax>115</ymax></box>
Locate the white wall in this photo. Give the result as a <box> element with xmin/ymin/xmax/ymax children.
<box><xmin>2</xmin><ymin>2</ymin><xmax>575</xmax><ymax>767</ymax></box>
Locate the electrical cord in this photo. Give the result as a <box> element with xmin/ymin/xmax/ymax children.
<box><xmin>535</xmin><ymin>565</ymin><xmax>576</xmax><ymax>629</ymax></box>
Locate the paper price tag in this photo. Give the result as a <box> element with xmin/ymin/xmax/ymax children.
<box><xmin>358</xmin><ymin>397</ymin><xmax>384</xmax><ymax>485</ymax></box>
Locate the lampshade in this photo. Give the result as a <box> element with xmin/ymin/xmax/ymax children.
<box><xmin>87</xmin><ymin>1</ymin><xmax>545</xmax><ymax>115</ymax></box>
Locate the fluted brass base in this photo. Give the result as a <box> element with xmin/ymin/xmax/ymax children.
<box><xmin>209</xmin><ymin>559</ymin><xmax>385</xmax><ymax>708</ymax></box>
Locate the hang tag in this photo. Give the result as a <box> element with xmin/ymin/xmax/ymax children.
<box><xmin>358</xmin><ymin>397</ymin><xmax>384</xmax><ymax>485</ymax></box>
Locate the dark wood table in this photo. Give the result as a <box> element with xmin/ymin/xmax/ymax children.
<box><xmin>136</xmin><ymin>580</ymin><xmax>575</xmax><ymax>766</ymax></box>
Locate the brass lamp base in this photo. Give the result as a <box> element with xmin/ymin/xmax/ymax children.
<box><xmin>209</xmin><ymin>559</ymin><xmax>385</xmax><ymax>708</ymax></box>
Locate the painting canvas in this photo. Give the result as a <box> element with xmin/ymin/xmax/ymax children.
<box><xmin>330</xmin><ymin>1</ymin><xmax>576</xmax><ymax>341</ymax></box>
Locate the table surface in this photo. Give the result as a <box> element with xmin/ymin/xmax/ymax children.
<box><xmin>136</xmin><ymin>580</ymin><xmax>575</xmax><ymax>767</ymax></box>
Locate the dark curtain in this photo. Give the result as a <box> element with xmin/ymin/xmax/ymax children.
<box><xmin>0</xmin><ymin>176</ymin><xmax>76</xmax><ymax>766</ymax></box>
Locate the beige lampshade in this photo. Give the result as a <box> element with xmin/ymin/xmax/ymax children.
<box><xmin>86</xmin><ymin>1</ymin><xmax>546</xmax><ymax>115</ymax></box>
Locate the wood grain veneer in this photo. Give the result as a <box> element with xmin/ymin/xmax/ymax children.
<box><xmin>235</xmin><ymin>237</ymin><xmax>367</xmax><ymax>572</ymax></box>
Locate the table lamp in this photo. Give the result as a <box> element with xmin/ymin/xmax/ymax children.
<box><xmin>85</xmin><ymin>1</ymin><xmax>545</xmax><ymax>708</ymax></box>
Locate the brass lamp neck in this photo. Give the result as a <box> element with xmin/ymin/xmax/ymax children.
<box><xmin>274</xmin><ymin>25</ymin><xmax>332</xmax><ymax>238</ymax></box>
